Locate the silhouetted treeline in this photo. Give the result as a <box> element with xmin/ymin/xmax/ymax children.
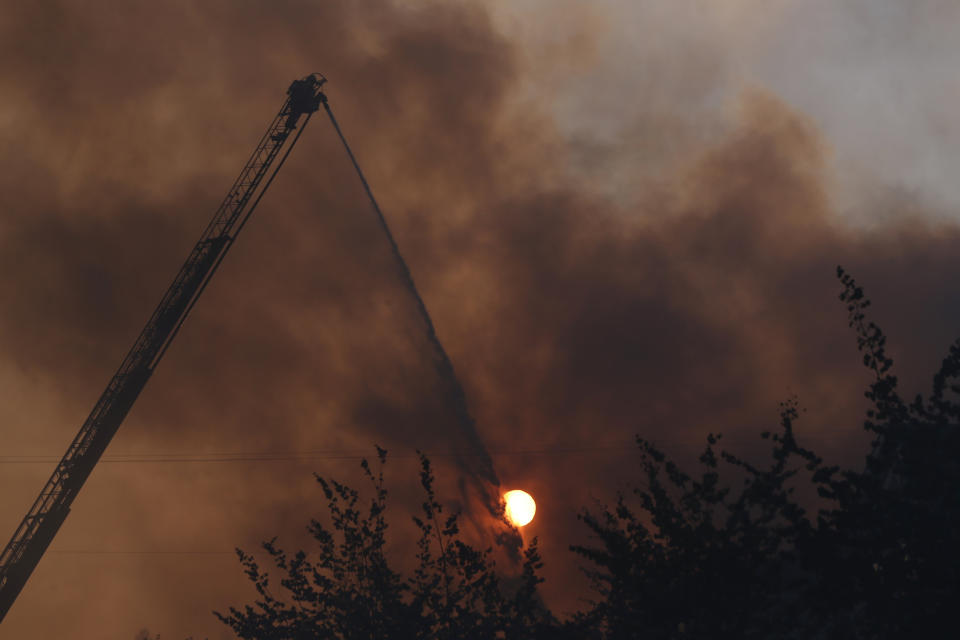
<box><xmin>213</xmin><ymin>269</ymin><xmax>960</xmax><ymax>639</ymax></box>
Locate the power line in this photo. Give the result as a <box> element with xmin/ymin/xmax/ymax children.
<box><xmin>0</xmin><ymin>446</ymin><xmax>639</xmax><ymax>464</ymax></box>
<box><xmin>47</xmin><ymin>550</ymin><xmax>235</xmax><ymax>556</ymax></box>
<box><xmin>0</xmin><ymin>434</ymin><xmax>862</xmax><ymax>465</ymax></box>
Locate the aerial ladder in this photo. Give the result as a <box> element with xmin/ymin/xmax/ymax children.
<box><xmin>0</xmin><ymin>74</ymin><xmax>329</xmax><ymax>622</ymax></box>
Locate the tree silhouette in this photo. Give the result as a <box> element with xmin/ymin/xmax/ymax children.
<box><xmin>216</xmin><ymin>268</ymin><xmax>959</xmax><ymax>639</ymax></box>
<box><xmin>570</xmin><ymin>268</ymin><xmax>960</xmax><ymax>639</ymax></box>
<box><xmin>808</xmin><ymin>267</ymin><xmax>960</xmax><ymax>636</ymax></box>
<box><xmin>216</xmin><ymin>450</ymin><xmax>552</xmax><ymax>639</ymax></box>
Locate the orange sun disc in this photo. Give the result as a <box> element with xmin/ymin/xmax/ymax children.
<box><xmin>504</xmin><ymin>489</ymin><xmax>536</xmax><ymax>527</ymax></box>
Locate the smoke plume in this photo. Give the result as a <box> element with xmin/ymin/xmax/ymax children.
<box><xmin>0</xmin><ymin>1</ymin><xmax>959</xmax><ymax>638</ymax></box>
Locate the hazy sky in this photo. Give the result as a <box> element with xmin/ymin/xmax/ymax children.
<box><xmin>490</xmin><ymin>0</ymin><xmax>960</xmax><ymax>220</ymax></box>
<box><xmin>1</xmin><ymin>2</ymin><xmax>959</xmax><ymax>638</ymax></box>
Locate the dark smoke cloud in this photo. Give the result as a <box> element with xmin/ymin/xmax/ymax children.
<box><xmin>1</xmin><ymin>1</ymin><xmax>959</xmax><ymax>637</ymax></box>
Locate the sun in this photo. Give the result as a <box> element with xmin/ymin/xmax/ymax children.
<box><xmin>503</xmin><ymin>489</ymin><xmax>536</xmax><ymax>527</ymax></box>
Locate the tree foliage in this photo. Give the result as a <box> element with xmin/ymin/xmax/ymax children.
<box><xmin>215</xmin><ymin>449</ymin><xmax>551</xmax><ymax>639</ymax></box>
<box><xmin>217</xmin><ymin>268</ymin><xmax>959</xmax><ymax>639</ymax></box>
<box><xmin>570</xmin><ymin>267</ymin><xmax>960</xmax><ymax>639</ymax></box>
